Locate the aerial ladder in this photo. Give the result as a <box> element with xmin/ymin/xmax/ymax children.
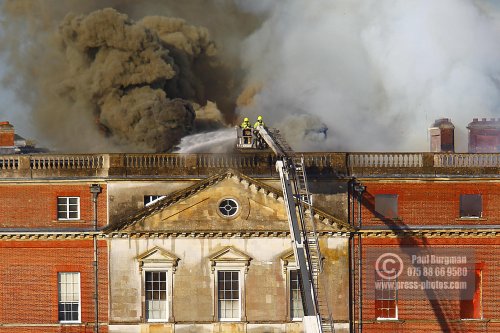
<box><xmin>236</xmin><ymin>126</ymin><xmax>336</xmax><ymax>333</ymax></box>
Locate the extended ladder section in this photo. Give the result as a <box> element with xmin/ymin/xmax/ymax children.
<box><xmin>255</xmin><ymin>126</ymin><xmax>335</xmax><ymax>333</ymax></box>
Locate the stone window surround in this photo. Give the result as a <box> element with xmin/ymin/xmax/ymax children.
<box><xmin>209</xmin><ymin>246</ymin><xmax>252</xmax><ymax>322</ymax></box>
<box><xmin>281</xmin><ymin>249</ymin><xmax>304</xmax><ymax>322</ymax></box>
<box><xmin>137</xmin><ymin>246</ymin><xmax>179</xmax><ymax>323</ymax></box>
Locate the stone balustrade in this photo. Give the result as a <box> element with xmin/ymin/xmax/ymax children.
<box><xmin>0</xmin><ymin>152</ymin><xmax>499</xmax><ymax>179</ymax></box>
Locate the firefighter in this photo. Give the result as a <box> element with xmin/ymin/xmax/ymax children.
<box><xmin>240</xmin><ymin>117</ymin><xmax>251</xmax><ymax>129</ymax></box>
<box><xmin>253</xmin><ymin>115</ymin><xmax>265</xmax><ymax>129</ymax></box>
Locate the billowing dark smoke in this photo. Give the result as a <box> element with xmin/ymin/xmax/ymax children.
<box><xmin>0</xmin><ymin>0</ymin><xmax>258</xmax><ymax>152</ymax></box>
<box><xmin>58</xmin><ymin>9</ymin><xmax>203</xmax><ymax>152</ymax></box>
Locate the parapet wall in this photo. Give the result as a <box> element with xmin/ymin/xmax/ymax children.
<box><xmin>1</xmin><ymin>152</ymin><xmax>500</xmax><ymax>179</ymax></box>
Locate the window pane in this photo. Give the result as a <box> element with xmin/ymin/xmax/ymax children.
<box><xmin>145</xmin><ymin>271</ymin><xmax>168</xmax><ymax>321</ymax></box>
<box><xmin>460</xmin><ymin>194</ymin><xmax>482</xmax><ymax>218</ymax></box>
<box><xmin>218</xmin><ymin>270</ymin><xmax>240</xmax><ymax>319</ymax></box>
<box><xmin>290</xmin><ymin>270</ymin><xmax>304</xmax><ymax>319</ymax></box>
<box><xmin>375</xmin><ymin>277</ymin><xmax>398</xmax><ymax>319</ymax></box>
<box><xmin>375</xmin><ymin>194</ymin><xmax>398</xmax><ymax>218</ymax></box>
<box><xmin>57</xmin><ymin>197</ymin><xmax>80</xmax><ymax>220</ymax></box>
<box><xmin>58</xmin><ymin>272</ymin><xmax>80</xmax><ymax>322</ymax></box>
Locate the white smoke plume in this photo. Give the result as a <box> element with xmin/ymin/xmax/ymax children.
<box><xmin>237</xmin><ymin>0</ymin><xmax>500</xmax><ymax>152</ymax></box>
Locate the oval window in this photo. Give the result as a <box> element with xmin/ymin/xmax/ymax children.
<box><xmin>218</xmin><ymin>198</ymin><xmax>239</xmax><ymax>217</ymax></box>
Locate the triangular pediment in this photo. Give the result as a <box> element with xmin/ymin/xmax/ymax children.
<box><xmin>208</xmin><ymin>246</ymin><xmax>252</xmax><ymax>263</ymax></box>
<box><xmin>279</xmin><ymin>249</ymin><xmax>298</xmax><ymax>275</ymax></box>
<box><xmin>208</xmin><ymin>246</ymin><xmax>252</xmax><ymax>271</ymax></box>
<box><xmin>279</xmin><ymin>249</ymin><xmax>296</xmax><ymax>264</ymax></box>
<box><xmin>109</xmin><ymin>169</ymin><xmax>352</xmax><ymax>234</ymax></box>
<box><xmin>136</xmin><ymin>246</ymin><xmax>179</xmax><ymax>265</ymax></box>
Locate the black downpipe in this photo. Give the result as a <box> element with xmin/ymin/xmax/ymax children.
<box><xmin>354</xmin><ymin>183</ymin><xmax>365</xmax><ymax>333</ymax></box>
<box><xmin>90</xmin><ymin>184</ymin><xmax>102</xmax><ymax>333</ymax></box>
<box><xmin>348</xmin><ymin>180</ymin><xmax>355</xmax><ymax>333</ymax></box>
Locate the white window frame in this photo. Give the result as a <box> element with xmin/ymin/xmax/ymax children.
<box><xmin>459</xmin><ymin>194</ymin><xmax>482</xmax><ymax>218</ymax></box>
<box><xmin>144</xmin><ymin>195</ymin><xmax>166</xmax><ymax>207</ymax></box>
<box><xmin>57</xmin><ymin>196</ymin><xmax>80</xmax><ymax>220</ymax></box>
<box><xmin>137</xmin><ymin>246</ymin><xmax>179</xmax><ymax>323</ymax></box>
<box><xmin>289</xmin><ymin>268</ymin><xmax>304</xmax><ymax>321</ymax></box>
<box><xmin>58</xmin><ymin>272</ymin><xmax>81</xmax><ymax>324</ymax></box>
<box><xmin>144</xmin><ymin>269</ymin><xmax>169</xmax><ymax>322</ymax></box>
<box><xmin>281</xmin><ymin>250</ymin><xmax>304</xmax><ymax>322</ymax></box>
<box><xmin>217</xmin><ymin>198</ymin><xmax>240</xmax><ymax>218</ymax></box>
<box><xmin>375</xmin><ymin>277</ymin><xmax>399</xmax><ymax>321</ymax></box>
<box><xmin>209</xmin><ymin>246</ymin><xmax>251</xmax><ymax>322</ymax></box>
<box><xmin>216</xmin><ymin>269</ymin><xmax>242</xmax><ymax>321</ymax></box>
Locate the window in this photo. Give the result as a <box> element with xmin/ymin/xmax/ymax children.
<box><xmin>137</xmin><ymin>247</ymin><xmax>178</xmax><ymax>323</ymax></box>
<box><xmin>218</xmin><ymin>198</ymin><xmax>239</xmax><ymax>218</ymax></box>
<box><xmin>209</xmin><ymin>246</ymin><xmax>251</xmax><ymax>322</ymax></box>
<box><xmin>58</xmin><ymin>272</ymin><xmax>81</xmax><ymax>323</ymax></box>
<box><xmin>460</xmin><ymin>194</ymin><xmax>482</xmax><ymax>218</ymax></box>
<box><xmin>290</xmin><ymin>270</ymin><xmax>304</xmax><ymax>320</ymax></box>
<box><xmin>217</xmin><ymin>271</ymin><xmax>240</xmax><ymax>321</ymax></box>
<box><xmin>375</xmin><ymin>194</ymin><xmax>398</xmax><ymax>218</ymax></box>
<box><xmin>57</xmin><ymin>197</ymin><xmax>80</xmax><ymax>220</ymax></box>
<box><xmin>375</xmin><ymin>277</ymin><xmax>398</xmax><ymax>320</ymax></box>
<box><xmin>144</xmin><ymin>195</ymin><xmax>166</xmax><ymax>207</ymax></box>
<box><xmin>460</xmin><ymin>266</ymin><xmax>482</xmax><ymax>319</ymax></box>
<box><xmin>145</xmin><ymin>271</ymin><xmax>168</xmax><ymax>321</ymax></box>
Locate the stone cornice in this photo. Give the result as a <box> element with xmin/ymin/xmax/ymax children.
<box><xmin>358</xmin><ymin>228</ymin><xmax>500</xmax><ymax>238</ymax></box>
<box><xmin>0</xmin><ymin>232</ymin><xmax>101</xmax><ymax>240</ymax></box>
<box><xmin>0</xmin><ymin>228</ymin><xmax>498</xmax><ymax>239</ymax></box>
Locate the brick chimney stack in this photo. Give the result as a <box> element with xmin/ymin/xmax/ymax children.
<box><xmin>0</xmin><ymin>121</ymin><xmax>15</xmax><ymax>147</ymax></box>
<box><xmin>429</xmin><ymin>118</ymin><xmax>455</xmax><ymax>152</ymax></box>
<box><xmin>467</xmin><ymin>118</ymin><xmax>500</xmax><ymax>153</ymax></box>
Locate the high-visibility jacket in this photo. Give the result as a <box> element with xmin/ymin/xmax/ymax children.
<box><xmin>241</xmin><ymin>121</ymin><xmax>251</xmax><ymax>129</ymax></box>
<box><xmin>253</xmin><ymin>120</ymin><xmax>265</xmax><ymax>129</ymax></box>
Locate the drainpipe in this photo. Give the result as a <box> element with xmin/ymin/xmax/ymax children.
<box><xmin>90</xmin><ymin>184</ymin><xmax>102</xmax><ymax>333</ymax></box>
<box><xmin>347</xmin><ymin>179</ymin><xmax>355</xmax><ymax>333</ymax></box>
<box><xmin>353</xmin><ymin>183</ymin><xmax>365</xmax><ymax>333</ymax></box>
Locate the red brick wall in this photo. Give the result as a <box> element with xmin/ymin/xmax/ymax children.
<box><xmin>0</xmin><ymin>240</ymin><xmax>108</xmax><ymax>332</ymax></box>
<box><xmin>0</xmin><ymin>184</ymin><xmax>107</xmax><ymax>229</ymax></box>
<box><xmin>360</xmin><ymin>181</ymin><xmax>500</xmax><ymax>226</ymax></box>
<box><xmin>357</xmin><ymin>238</ymin><xmax>500</xmax><ymax>332</ymax></box>
<box><xmin>0</xmin><ymin>132</ymin><xmax>14</xmax><ymax>147</ymax></box>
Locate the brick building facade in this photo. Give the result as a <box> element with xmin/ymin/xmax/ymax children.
<box><xmin>350</xmin><ymin>154</ymin><xmax>500</xmax><ymax>332</ymax></box>
<box><xmin>0</xmin><ymin>179</ymin><xmax>108</xmax><ymax>332</ymax></box>
<box><xmin>0</xmin><ymin>152</ymin><xmax>499</xmax><ymax>332</ymax></box>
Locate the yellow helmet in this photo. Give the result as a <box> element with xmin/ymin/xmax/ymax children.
<box><xmin>257</xmin><ymin>115</ymin><xmax>263</xmax><ymax>121</ymax></box>
<box><xmin>244</xmin><ymin>117</ymin><xmax>249</xmax><ymax>122</ymax></box>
